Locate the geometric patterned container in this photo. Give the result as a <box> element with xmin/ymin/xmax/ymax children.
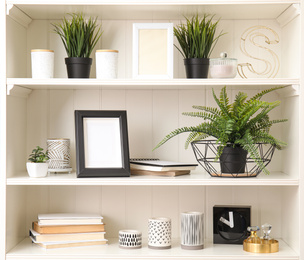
<box><xmin>148</xmin><ymin>217</ymin><xmax>171</xmax><ymax>249</ymax></box>
<box><xmin>119</xmin><ymin>230</ymin><xmax>142</xmax><ymax>249</ymax></box>
<box><xmin>47</xmin><ymin>138</ymin><xmax>72</xmax><ymax>173</ymax></box>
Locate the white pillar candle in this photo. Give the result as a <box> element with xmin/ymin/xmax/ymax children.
<box><xmin>96</xmin><ymin>50</ymin><xmax>118</xmax><ymax>79</ymax></box>
<box><xmin>31</xmin><ymin>49</ymin><xmax>54</xmax><ymax>78</ymax></box>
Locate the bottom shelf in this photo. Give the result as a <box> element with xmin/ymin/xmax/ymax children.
<box><xmin>6</xmin><ymin>238</ymin><xmax>298</xmax><ymax>260</ymax></box>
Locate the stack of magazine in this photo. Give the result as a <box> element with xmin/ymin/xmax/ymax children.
<box><xmin>130</xmin><ymin>159</ymin><xmax>197</xmax><ymax>177</ymax></box>
<box><xmin>29</xmin><ymin>213</ymin><xmax>107</xmax><ymax>249</ymax></box>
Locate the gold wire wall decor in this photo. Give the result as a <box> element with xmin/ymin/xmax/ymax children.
<box><xmin>237</xmin><ymin>25</ymin><xmax>280</xmax><ymax>78</ymax></box>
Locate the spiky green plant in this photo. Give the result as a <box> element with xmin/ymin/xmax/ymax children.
<box><xmin>174</xmin><ymin>14</ymin><xmax>225</xmax><ymax>59</ymax></box>
<box><xmin>52</xmin><ymin>13</ymin><xmax>102</xmax><ymax>58</ymax></box>
<box><xmin>28</xmin><ymin>146</ymin><xmax>49</xmax><ymax>163</ymax></box>
<box><xmin>154</xmin><ymin>86</ymin><xmax>288</xmax><ymax>174</ymax></box>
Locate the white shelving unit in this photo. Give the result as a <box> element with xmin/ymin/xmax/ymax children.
<box><xmin>1</xmin><ymin>1</ymin><xmax>303</xmax><ymax>260</ymax></box>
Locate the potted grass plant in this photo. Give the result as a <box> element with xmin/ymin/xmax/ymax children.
<box><xmin>154</xmin><ymin>86</ymin><xmax>287</xmax><ymax>176</ymax></box>
<box><xmin>26</xmin><ymin>146</ymin><xmax>49</xmax><ymax>178</ymax></box>
<box><xmin>174</xmin><ymin>14</ymin><xmax>225</xmax><ymax>78</ymax></box>
<box><xmin>52</xmin><ymin>13</ymin><xmax>102</xmax><ymax>78</ymax></box>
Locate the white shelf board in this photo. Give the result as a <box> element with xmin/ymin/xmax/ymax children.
<box><xmin>6</xmin><ymin>1</ymin><xmax>299</xmax><ymax>20</ymax></box>
<box><xmin>6</xmin><ymin>78</ymin><xmax>300</xmax><ymax>91</ymax></box>
<box><xmin>6</xmin><ymin>171</ymin><xmax>299</xmax><ymax>186</ymax></box>
<box><xmin>6</xmin><ymin>238</ymin><xmax>298</xmax><ymax>260</ymax></box>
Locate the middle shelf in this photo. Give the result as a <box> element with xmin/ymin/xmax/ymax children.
<box><xmin>6</xmin><ymin>78</ymin><xmax>300</xmax><ymax>92</ymax></box>
<box><xmin>6</xmin><ymin>171</ymin><xmax>299</xmax><ymax>186</ymax></box>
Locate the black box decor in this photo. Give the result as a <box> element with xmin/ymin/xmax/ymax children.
<box><xmin>213</xmin><ymin>205</ymin><xmax>251</xmax><ymax>244</ymax></box>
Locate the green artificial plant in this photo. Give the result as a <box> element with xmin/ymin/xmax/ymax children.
<box><xmin>154</xmin><ymin>86</ymin><xmax>288</xmax><ymax>174</ymax></box>
<box><xmin>173</xmin><ymin>14</ymin><xmax>225</xmax><ymax>59</ymax></box>
<box><xmin>52</xmin><ymin>13</ymin><xmax>102</xmax><ymax>58</ymax></box>
<box><xmin>28</xmin><ymin>146</ymin><xmax>49</xmax><ymax>163</ymax></box>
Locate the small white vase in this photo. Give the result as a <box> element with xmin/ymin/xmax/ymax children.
<box><xmin>148</xmin><ymin>217</ymin><xmax>171</xmax><ymax>249</ymax></box>
<box><xmin>95</xmin><ymin>50</ymin><xmax>118</xmax><ymax>79</ymax></box>
<box><xmin>119</xmin><ymin>230</ymin><xmax>142</xmax><ymax>249</ymax></box>
<box><xmin>26</xmin><ymin>162</ymin><xmax>49</xmax><ymax>178</ymax></box>
<box><xmin>181</xmin><ymin>212</ymin><xmax>204</xmax><ymax>250</ymax></box>
<box><xmin>31</xmin><ymin>49</ymin><xmax>54</xmax><ymax>78</ymax></box>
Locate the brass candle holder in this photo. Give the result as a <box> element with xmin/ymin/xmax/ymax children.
<box><xmin>243</xmin><ymin>224</ymin><xmax>279</xmax><ymax>253</ymax></box>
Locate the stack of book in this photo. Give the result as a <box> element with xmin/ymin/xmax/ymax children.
<box><xmin>130</xmin><ymin>159</ymin><xmax>197</xmax><ymax>177</ymax></box>
<box><xmin>30</xmin><ymin>213</ymin><xmax>107</xmax><ymax>249</ymax></box>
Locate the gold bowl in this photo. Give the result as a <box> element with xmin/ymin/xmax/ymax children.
<box><xmin>243</xmin><ymin>239</ymin><xmax>279</xmax><ymax>253</ymax></box>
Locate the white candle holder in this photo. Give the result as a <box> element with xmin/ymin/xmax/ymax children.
<box><xmin>31</xmin><ymin>49</ymin><xmax>54</xmax><ymax>78</ymax></box>
<box><xmin>96</xmin><ymin>50</ymin><xmax>118</xmax><ymax>79</ymax></box>
<box><xmin>119</xmin><ymin>230</ymin><xmax>142</xmax><ymax>249</ymax></box>
<box><xmin>148</xmin><ymin>217</ymin><xmax>171</xmax><ymax>249</ymax></box>
<box><xmin>181</xmin><ymin>212</ymin><xmax>204</xmax><ymax>250</ymax></box>
<box><xmin>47</xmin><ymin>138</ymin><xmax>72</xmax><ymax>173</ymax></box>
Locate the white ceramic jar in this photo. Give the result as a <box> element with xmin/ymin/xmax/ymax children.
<box><xmin>148</xmin><ymin>217</ymin><xmax>171</xmax><ymax>249</ymax></box>
<box><xmin>181</xmin><ymin>212</ymin><xmax>204</xmax><ymax>250</ymax></box>
<box><xmin>31</xmin><ymin>49</ymin><xmax>54</xmax><ymax>78</ymax></box>
<box><xmin>95</xmin><ymin>49</ymin><xmax>118</xmax><ymax>79</ymax></box>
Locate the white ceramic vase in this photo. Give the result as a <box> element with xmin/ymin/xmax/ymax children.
<box><xmin>31</xmin><ymin>49</ymin><xmax>54</xmax><ymax>78</ymax></box>
<box><xmin>119</xmin><ymin>230</ymin><xmax>142</xmax><ymax>249</ymax></box>
<box><xmin>95</xmin><ymin>49</ymin><xmax>118</xmax><ymax>79</ymax></box>
<box><xmin>181</xmin><ymin>212</ymin><xmax>204</xmax><ymax>250</ymax></box>
<box><xmin>26</xmin><ymin>162</ymin><xmax>49</xmax><ymax>178</ymax></box>
<box><xmin>148</xmin><ymin>217</ymin><xmax>171</xmax><ymax>249</ymax></box>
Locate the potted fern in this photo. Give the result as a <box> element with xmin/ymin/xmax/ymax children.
<box><xmin>52</xmin><ymin>13</ymin><xmax>102</xmax><ymax>78</ymax></box>
<box><xmin>26</xmin><ymin>146</ymin><xmax>49</xmax><ymax>178</ymax></box>
<box><xmin>174</xmin><ymin>14</ymin><xmax>224</xmax><ymax>78</ymax></box>
<box><xmin>154</xmin><ymin>86</ymin><xmax>287</xmax><ymax>176</ymax></box>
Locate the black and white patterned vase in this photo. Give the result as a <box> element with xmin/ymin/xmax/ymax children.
<box><xmin>181</xmin><ymin>212</ymin><xmax>204</xmax><ymax>250</ymax></box>
<box><xmin>119</xmin><ymin>230</ymin><xmax>142</xmax><ymax>249</ymax></box>
<box><xmin>148</xmin><ymin>217</ymin><xmax>171</xmax><ymax>249</ymax></box>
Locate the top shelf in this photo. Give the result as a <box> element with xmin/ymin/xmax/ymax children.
<box><xmin>7</xmin><ymin>1</ymin><xmax>300</xmax><ymax>20</ymax></box>
<box><xmin>6</xmin><ymin>78</ymin><xmax>300</xmax><ymax>97</ymax></box>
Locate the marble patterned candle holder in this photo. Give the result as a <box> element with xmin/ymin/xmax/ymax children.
<box><xmin>119</xmin><ymin>230</ymin><xmax>142</xmax><ymax>249</ymax></box>
<box><xmin>148</xmin><ymin>217</ymin><xmax>171</xmax><ymax>249</ymax></box>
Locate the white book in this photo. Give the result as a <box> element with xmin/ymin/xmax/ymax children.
<box><xmin>130</xmin><ymin>160</ymin><xmax>197</xmax><ymax>172</ymax></box>
<box><xmin>38</xmin><ymin>213</ymin><xmax>103</xmax><ymax>225</ymax></box>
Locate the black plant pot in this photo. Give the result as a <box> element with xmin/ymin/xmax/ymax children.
<box><xmin>184</xmin><ymin>58</ymin><xmax>209</xmax><ymax>78</ymax></box>
<box><xmin>65</xmin><ymin>57</ymin><xmax>92</xmax><ymax>78</ymax></box>
<box><xmin>219</xmin><ymin>146</ymin><xmax>248</xmax><ymax>174</ymax></box>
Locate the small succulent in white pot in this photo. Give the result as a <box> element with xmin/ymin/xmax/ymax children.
<box><xmin>26</xmin><ymin>146</ymin><xmax>49</xmax><ymax>178</ymax></box>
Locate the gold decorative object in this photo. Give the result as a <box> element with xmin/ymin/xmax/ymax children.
<box><xmin>238</xmin><ymin>25</ymin><xmax>280</xmax><ymax>78</ymax></box>
<box><xmin>243</xmin><ymin>225</ymin><xmax>279</xmax><ymax>253</ymax></box>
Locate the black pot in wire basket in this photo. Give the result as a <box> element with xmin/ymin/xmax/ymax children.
<box><xmin>191</xmin><ymin>140</ymin><xmax>276</xmax><ymax>178</ymax></box>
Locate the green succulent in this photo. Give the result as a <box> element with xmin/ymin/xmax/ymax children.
<box><xmin>52</xmin><ymin>13</ymin><xmax>102</xmax><ymax>58</ymax></box>
<box><xmin>28</xmin><ymin>146</ymin><xmax>49</xmax><ymax>163</ymax></box>
<box><xmin>154</xmin><ymin>86</ymin><xmax>288</xmax><ymax>174</ymax></box>
<box><xmin>174</xmin><ymin>14</ymin><xmax>225</xmax><ymax>59</ymax></box>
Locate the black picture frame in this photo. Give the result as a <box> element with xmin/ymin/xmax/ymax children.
<box><xmin>75</xmin><ymin>110</ymin><xmax>130</xmax><ymax>177</ymax></box>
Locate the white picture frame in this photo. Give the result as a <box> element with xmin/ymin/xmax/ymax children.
<box><xmin>133</xmin><ymin>23</ymin><xmax>173</xmax><ymax>79</ymax></box>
